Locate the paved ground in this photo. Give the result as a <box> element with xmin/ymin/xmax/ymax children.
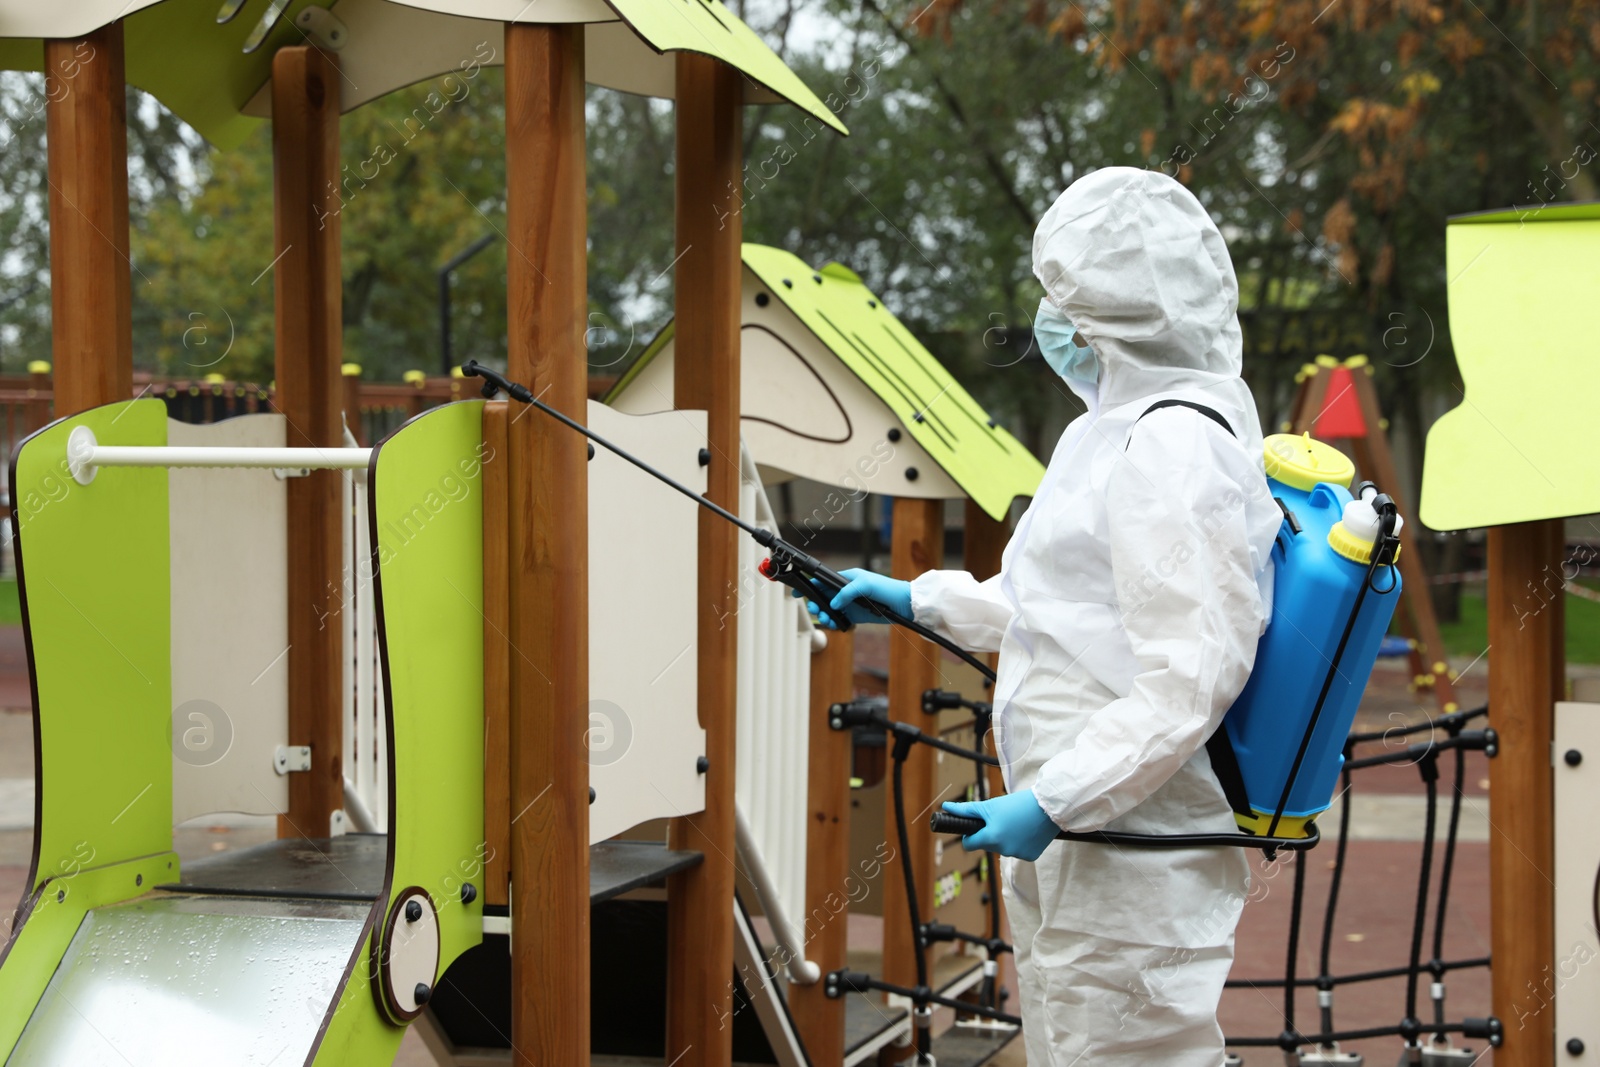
<box><xmin>0</xmin><ymin>629</ymin><xmax>1531</xmax><ymax>1065</ymax></box>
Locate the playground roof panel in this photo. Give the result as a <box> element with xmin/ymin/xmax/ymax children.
<box><xmin>0</xmin><ymin>0</ymin><xmax>845</xmax><ymax>150</ymax></box>
<box><xmin>741</xmin><ymin>245</ymin><xmax>1043</xmax><ymax>520</ymax></box>
<box><xmin>1419</xmin><ymin>208</ymin><xmax>1600</xmax><ymax>529</ymax></box>
<box><xmin>612</xmin><ymin>245</ymin><xmax>1045</xmax><ymax>520</ymax></box>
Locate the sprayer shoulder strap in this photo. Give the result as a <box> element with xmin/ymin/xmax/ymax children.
<box><xmin>1130</xmin><ymin>398</ymin><xmax>1255</xmax><ymax>821</ymax></box>
<box><xmin>1130</xmin><ymin>398</ymin><xmax>1235</xmax><ymax>442</ymax></box>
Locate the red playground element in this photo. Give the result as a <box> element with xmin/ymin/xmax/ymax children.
<box><xmin>1312</xmin><ymin>365</ymin><xmax>1368</xmax><ymax>439</ymax></box>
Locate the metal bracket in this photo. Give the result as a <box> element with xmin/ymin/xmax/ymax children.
<box><xmin>274</xmin><ymin>745</ymin><xmax>312</xmax><ymax>775</ymax></box>
<box><xmin>293</xmin><ymin>5</ymin><xmax>347</xmax><ymax>50</ymax></box>
<box><xmin>271</xmin><ymin>468</ymin><xmax>312</xmax><ymax>480</ymax></box>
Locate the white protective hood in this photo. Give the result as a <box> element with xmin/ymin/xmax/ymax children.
<box><xmin>1034</xmin><ymin>165</ymin><xmax>1257</xmax><ymax>421</ymax></box>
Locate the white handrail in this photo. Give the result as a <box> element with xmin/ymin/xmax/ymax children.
<box><xmin>67</xmin><ymin>426</ymin><xmax>369</xmax><ymax>484</ymax></box>
<box><xmin>736</xmin><ymin>806</ymin><xmax>821</xmax><ymax>985</ymax></box>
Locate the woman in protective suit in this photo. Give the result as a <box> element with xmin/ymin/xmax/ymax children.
<box><xmin>818</xmin><ymin>166</ymin><xmax>1282</xmax><ymax>1064</ymax></box>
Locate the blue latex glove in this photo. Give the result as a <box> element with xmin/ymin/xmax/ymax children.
<box><xmin>792</xmin><ymin>567</ymin><xmax>911</xmax><ymax>630</ymax></box>
<box><xmin>942</xmin><ymin>789</ymin><xmax>1061</xmax><ymax>861</ymax></box>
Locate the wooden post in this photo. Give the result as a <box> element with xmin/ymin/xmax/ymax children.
<box><xmin>964</xmin><ymin>498</ymin><xmax>1006</xmax><ymax>800</ymax></box>
<box><xmin>481</xmin><ymin>401</ymin><xmax>511</xmax><ymax>909</ymax></box>
<box><xmin>271</xmin><ymin>46</ymin><xmax>344</xmax><ymax>840</ymax></box>
<box><xmin>882</xmin><ymin>497</ymin><xmax>945</xmax><ymax>995</ymax></box>
<box><xmin>1485</xmin><ymin>520</ymin><xmax>1562</xmax><ymax>1067</ymax></box>
<box><xmin>45</xmin><ymin>22</ymin><xmax>131</xmax><ymax>415</ymax></box>
<box><xmin>341</xmin><ymin>363</ymin><xmax>363</xmax><ymax>445</ymax></box>
<box><xmin>503</xmin><ymin>24</ymin><xmax>590</xmax><ymax>1067</ymax></box>
<box><xmin>25</xmin><ymin>362</ymin><xmax>52</xmax><ymax>433</ymax></box>
<box><xmin>665</xmin><ymin>51</ymin><xmax>743</xmax><ymax>1067</ymax></box>
<box><xmin>790</xmin><ymin>629</ymin><xmax>855</xmax><ymax>1066</ymax></box>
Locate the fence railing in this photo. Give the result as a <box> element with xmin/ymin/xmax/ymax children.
<box><xmin>735</xmin><ymin>443</ymin><xmax>824</xmax><ymax>983</ymax></box>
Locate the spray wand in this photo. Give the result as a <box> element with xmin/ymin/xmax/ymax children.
<box><xmin>461</xmin><ymin>361</ymin><xmax>998</xmax><ymax>682</ymax></box>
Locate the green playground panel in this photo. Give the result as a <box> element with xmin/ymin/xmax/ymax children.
<box><xmin>0</xmin><ymin>0</ymin><xmax>843</xmax><ymax>152</ymax></box>
<box><xmin>8</xmin><ymin>400</ymin><xmax>174</xmax><ymax>893</ymax></box>
<box><xmin>1420</xmin><ymin>209</ymin><xmax>1600</xmax><ymax>530</ymax></box>
<box><xmin>743</xmin><ymin>243</ymin><xmax>1045</xmax><ymax>520</ymax></box>
<box><xmin>313</xmin><ymin>399</ymin><xmax>489</xmax><ymax>1063</ymax></box>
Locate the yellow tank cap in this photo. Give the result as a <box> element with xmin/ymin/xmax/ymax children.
<box><xmin>1263</xmin><ymin>433</ymin><xmax>1355</xmax><ymax>491</ymax></box>
<box><xmin>1236</xmin><ymin>809</ymin><xmax>1316</xmax><ymax>839</ymax></box>
<box><xmin>1327</xmin><ymin>519</ymin><xmax>1401</xmax><ymax>565</ymax></box>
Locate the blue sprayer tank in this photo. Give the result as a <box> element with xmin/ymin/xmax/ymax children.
<box><xmin>1220</xmin><ymin>433</ymin><xmax>1404</xmax><ymax>838</ymax></box>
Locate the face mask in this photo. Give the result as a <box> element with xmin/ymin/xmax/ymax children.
<box><xmin>1034</xmin><ymin>299</ymin><xmax>1098</xmax><ymax>388</ymax></box>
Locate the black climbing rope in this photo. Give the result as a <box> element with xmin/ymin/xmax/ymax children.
<box><xmin>1223</xmin><ymin>705</ymin><xmax>1503</xmax><ymax>1058</ymax></box>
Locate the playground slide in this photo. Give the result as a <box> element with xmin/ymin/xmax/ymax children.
<box><xmin>0</xmin><ymin>400</ymin><xmax>489</xmax><ymax>1065</ymax></box>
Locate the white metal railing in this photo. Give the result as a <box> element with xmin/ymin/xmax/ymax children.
<box><xmin>66</xmin><ymin>426</ymin><xmax>369</xmax><ymax>484</ymax></box>
<box><xmin>734</xmin><ymin>444</ymin><xmax>824</xmax><ymax>984</ymax></box>
<box><xmin>341</xmin><ymin>426</ymin><xmax>388</xmax><ymax>834</ymax></box>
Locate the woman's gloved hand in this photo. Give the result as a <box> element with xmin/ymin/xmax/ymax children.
<box><xmin>942</xmin><ymin>789</ymin><xmax>1061</xmax><ymax>861</ymax></box>
<box><xmin>792</xmin><ymin>568</ymin><xmax>911</xmax><ymax>629</ymax></box>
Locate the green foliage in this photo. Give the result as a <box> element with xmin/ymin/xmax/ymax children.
<box><xmin>134</xmin><ymin>66</ymin><xmax>514</xmax><ymax>383</ymax></box>
<box><xmin>1438</xmin><ymin>582</ymin><xmax>1600</xmax><ymax>664</ymax></box>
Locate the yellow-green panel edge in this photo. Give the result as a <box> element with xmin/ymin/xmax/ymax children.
<box><xmin>604</xmin><ymin>0</ymin><xmax>846</xmax><ymax>134</ymax></box>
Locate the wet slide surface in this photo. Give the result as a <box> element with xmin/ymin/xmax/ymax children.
<box><xmin>9</xmin><ymin>893</ymin><xmax>370</xmax><ymax>1065</ymax></box>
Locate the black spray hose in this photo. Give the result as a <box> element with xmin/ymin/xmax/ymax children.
<box><xmin>468</xmin><ymin>356</ymin><xmax>1000</xmax><ymax>682</ymax></box>
<box><xmin>1430</xmin><ymin>732</ymin><xmax>1467</xmax><ymax>1040</ymax></box>
<box><xmin>971</xmin><ymin>705</ymin><xmax>1005</xmax><ymax>1012</ymax></box>
<box><xmin>927</xmin><ymin>689</ymin><xmax>1008</xmax><ymax>1010</ymax></box>
<box><xmin>1402</xmin><ymin>751</ymin><xmax>1441</xmax><ymax>1049</ymax></box>
<box><xmin>888</xmin><ymin>730</ymin><xmax>934</xmax><ymax>1065</ymax></box>
<box><xmin>1279</xmin><ymin>850</ymin><xmax>1308</xmax><ymax>1049</ymax></box>
<box><xmin>1315</xmin><ymin>758</ymin><xmax>1356</xmax><ymax>1046</ymax></box>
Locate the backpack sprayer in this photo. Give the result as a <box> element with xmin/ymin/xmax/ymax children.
<box><xmin>460</xmin><ymin>361</ymin><xmax>998</xmax><ymax>682</ymax></box>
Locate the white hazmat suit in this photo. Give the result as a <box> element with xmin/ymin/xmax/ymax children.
<box><xmin>910</xmin><ymin>167</ymin><xmax>1282</xmax><ymax>1064</ymax></box>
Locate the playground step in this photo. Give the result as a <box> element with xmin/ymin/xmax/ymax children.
<box><xmin>158</xmin><ymin>832</ymin><xmax>387</xmax><ymax>902</ymax></box>
<box><xmin>928</xmin><ymin>1023</ymin><xmax>1022</xmax><ymax>1066</ymax></box>
<box><xmin>844</xmin><ymin>993</ymin><xmax>909</xmax><ymax>1063</ymax></box>
<box><xmin>589</xmin><ymin>840</ymin><xmax>703</xmax><ymax>903</ymax></box>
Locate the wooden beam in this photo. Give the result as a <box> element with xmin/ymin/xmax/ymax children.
<box><xmin>789</xmin><ymin>629</ymin><xmax>855</xmax><ymax>1067</ymax></box>
<box><xmin>271</xmin><ymin>46</ymin><xmax>344</xmax><ymax>840</ymax></box>
<box><xmin>882</xmin><ymin>497</ymin><xmax>945</xmax><ymax>994</ymax></box>
<box><xmin>666</xmin><ymin>51</ymin><xmax>743</xmax><ymax>1067</ymax></box>
<box><xmin>1486</xmin><ymin>520</ymin><xmax>1562</xmax><ymax>1067</ymax></box>
<box><xmin>504</xmin><ymin>24</ymin><xmax>589</xmax><ymax>1067</ymax></box>
<box><xmin>481</xmin><ymin>401</ymin><xmax>511</xmax><ymax>909</ymax></box>
<box><xmin>45</xmin><ymin>22</ymin><xmax>131</xmax><ymax>415</ymax></box>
